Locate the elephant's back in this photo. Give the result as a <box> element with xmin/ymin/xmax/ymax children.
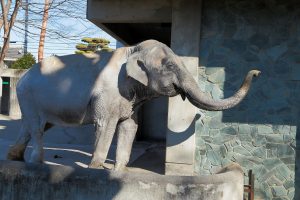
<box><xmin>17</xmin><ymin>53</ymin><xmax>111</xmax><ymax>115</ymax></box>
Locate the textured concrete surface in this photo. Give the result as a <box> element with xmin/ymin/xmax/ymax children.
<box><xmin>0</xmin><ymin>161</ymin><xmax>244</xmax><ymax>200</ymax></box>
<box><xmin>0</xmin><ymin>114</ymin><xmax>151</xmax><ymax>170</ymax></box>
<box><xmin>166</xmin><ymin>0</ymin><xmax>202</xmax><ymax>175</ymax></box>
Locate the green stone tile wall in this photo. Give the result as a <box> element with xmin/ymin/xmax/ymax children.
<box><xmin>195</xmin><ymin>0</ymin><xmax>300</xmax><ymax>199</ymax></box>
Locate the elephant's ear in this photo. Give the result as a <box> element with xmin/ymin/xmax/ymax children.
<box><xmin>126</xmin><ymin>55</ymin><xmax>148</xmax><ymax>86</ymax></box>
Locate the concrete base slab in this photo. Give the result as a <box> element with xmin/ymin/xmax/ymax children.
<box><xmin>0</xmin><ymin>114</ymin><xmax>154</xmax><ymax>171</ymax></box>
<box><xmin>0</xmin><ymin>161</ymin><xmax>244</xmax><ymax>200</ymax></box>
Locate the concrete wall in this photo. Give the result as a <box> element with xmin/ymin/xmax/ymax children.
<box><xmin>0</xmin><ymin>161</ymin><xmax>244</xmax><ymax>200</ymax></box>
<box><xmin>195</xmin><ymin>0</ymin><xmax>300</xmax><ymax>199</ymax></box>
<box><xmin>0</xmin><ymin>69</ymin><xmax>27</xmax><ymax>118</ymax></box>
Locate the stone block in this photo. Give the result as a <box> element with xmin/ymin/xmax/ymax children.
<box><xmin>263</xmin><ymin>158</ymin><xmax>283</xmax><ymax>171</ymax></box>
<box><xmin>206</xmin><ymin>150</ymin><xmax>222</xmax><ymax>166</ymax></box>
<box><xmin>265</xmin><ymin>135</ymin><xmax>283</xmax><ymax>144</ymax></box>
<box><xmin>233</xmin><ymin>146</ymin><xmax>251</xmax><ymax>156</ymax></box>
<box><xmin>212</xmin><ymin>134</ymin><xmax>235</xmax><ymax>145</ymax></box>
<box><xmin>271</xmin><ymin>186</ymin><xmax>287</xmax><ymax>197</ymax></box>
<box><xmin>238</xmin><ymin>124</ymin><xmax>252</xmax><ymax>134</ymax></box>
<box><xmin>251</xmin><ymin>147</ymin><xmax>266</xmax><ymax>159</ymax></box>
<box><xmin>266</xmin><ymin>176</ymin><xmax>283</xmax><ymax>186</ymax></box>
<box><xmin>252</xmin><ymin>134</ymin><xmax>267</xmax><ymax>147</ymax></box>
<box><xmin>211</xmin><ymin>84</ymin><xmax>223</xmax><ymax>99</ymax></box>
<box><xmin>276</xmin><ymin>164</ymin><xmax>291</xmax><ymax>180</ymax></box>
<box><xmin>283</xmin><ymin>180</ymin><xmax>294</xmax><ymax>190</ymax></box>
<box><xmin>287</xmin><ymin>188</ymin><xmax>295</xmax><ymax>199</ymax></box>
<box><xmin>277</xmin><ymin>145</ymin><xmax>295</xmax><ymax>157</ymax></box>
<box><xmin>207</xmin><ymin>68</ymin><xmax>226</xmax><ymax>83</ymax></box>
<box><xmin>220</xmin><ymin>126</ymin><xmax>238</xmax><ymax>135</ymax></box>
<box><xmin>257</xmin><ymin>125</ymin><xmax>274</xmax><ymax>134</ymax></box>
<box><xmin>280</xmin><ymin>156</ymin><xmax>296</xmax><ymax>165</ymax></box>
<box><xmin>238</xmin><ymin>134</ymin><xmax>252</xmax><ymax>142</ymax></box>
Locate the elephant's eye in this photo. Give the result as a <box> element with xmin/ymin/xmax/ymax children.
<box><xmin>166</xmin><ymin>62</ymin><xmax>175</xmax><ymax>69</ymax></box>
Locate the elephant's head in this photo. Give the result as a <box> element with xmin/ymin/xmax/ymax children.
<box><xmin>126</xmin><ymin>40</ymin><xmax>260</xmax><ymax>111</ymax></box>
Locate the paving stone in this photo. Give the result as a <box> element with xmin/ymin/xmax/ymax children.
<box><xmin>277</xmin><ymin>144</ymin><xmax>295</xmax><ymax>157</ymax></box>
<box><xmin>267</xmin><ymin>149</ymin><xmax>277</xmax><ymax>158</ymax></box>
<box><xmin>283</xmin><ymin>134</ymin><xmax>294</xmax><ymax>143</ymax></box>
<box><xmin>271</xmin><ymin>186</ymin><xmax>287</xmax><ymax>197</ymax></box>
<box><xmin>252</xmin><ymin>134</ymin><xmax>267</xmax><ymax>147</ymax></box>
<box><xmin>287</xmin><ymin>164</ymin><xmax>295</xmax><ymax>171</ymax></box>
<box><xmin>251</xmin><ymin>147</ymin><xmax>266</xmax><ymax>158</ymax></box>
<box><xmin>274</xmin><ymin>171</ymin><xmax>286</xmax><ymax>182</ymax></box>
<box><xmin>206</xmin><ymin>150</ymin><xmax>222</xmax><ymax>166</ymax></box>
<box><xmin>207</xmin><ymin>69</ymin><xmax>226</xmax><ymax>83</ymax></box>
<box><xmin>263</xmin><ymin>158</ymin><xmax>283</xmax><ymax>170</ymax></box>
<box><xmin>208</xmin><ymin>119</ymin><xmax>226</xmax><ymax>129</ymax></box>
<box><xmin>208</xmin><ymin>129</ymin><xmax>219</xmax><ymax>137</ymax></box>
<box><xmin>233</xmin><ymin>146</ymin><xmax>251</xmax><ymax>156</ymax></box>
<box><xmin>238</xmin><ymin>134</ymin><xmax>252</xmax><ymax>142</ymax></box>
<box><xmin>202</xmin><ymin>136</ymin><xmax>213</xmax><ymax>143</ymax></box>
<box><xmin>276</xmin><ymin>164</ymin><xmax>291</xmax><ymax>180</ymax></box>
<box><xmin>212</xmin><ymin>134</ymin><xmax>235</xmax><ymax>145</ymax></box>
<box><xmin>266</xmin><ymin>176</ymin><xmax>283</xmax><ymax>186</ymax></box>
<box><xmin>205</xmin><ymin>67</ymin><xmax>222</xmax><ymax>76</ymax></box>
<box><xmin>241</xmin><ymin>142</ymin><xmax>254</xmax><ymax>152</ymax></box>
<box><xmin>257</xmin><ymin>125</ymin><xmax>274</xmax><ymax>134</ymax></box>
<box><xmin>273</xmin><ymin>197</ymin><xmax>289</xmax><ymax>200</ymax></box>
<box><xmin>265</xmin><ymin>135</ymin><xmax>283</xmax><ymax>143</ymax></box>
<box><xmin>287</xmin><ymin>188</ymin><xmax>295</xmax><ymax>199</ymax></box>
<box><xmin>220</xmin><ymin>126</ymin><xmax>237</xmax><ymax>135</ymax></box>
<box><xmin>221</xmin><ymin>158</ymin><xmax>232</xmax><ymax>166</ymax></box>
<box><xmin>283</xmin><ymin>180</ymin><xmax>294</xmax><ymax>190</ymax></box>
<box><xmin>280</xmin><ymin>157</ymin><xmax>295</xmax><ymax>165</ymax></box>
<box><xmin>211</xmin><ymin>84</ymin><xmax>223</xmax><ymax>99</ymax></box>
<box><xmin>238</xmin><ymin>124</ymin><xmax>252</xmax><ymax>134</ymax></box>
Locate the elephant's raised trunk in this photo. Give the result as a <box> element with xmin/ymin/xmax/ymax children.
<box><xmin>180</xmin><ymin>70</ymin><xmax>260</xmax><ymax>111</ymax></box>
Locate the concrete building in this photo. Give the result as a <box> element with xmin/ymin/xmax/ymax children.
<box><xmin>87</xmin><ymin>0</ymin><xmax>300</xmax><ymax>199</ymax></box>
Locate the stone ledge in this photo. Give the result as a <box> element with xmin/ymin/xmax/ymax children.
<box><xmin>0</xmin><ymin>161</ymin><xmax>244</xmax><ymax>200</ymax></box>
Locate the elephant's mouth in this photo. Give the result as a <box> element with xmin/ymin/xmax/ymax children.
<box><xmin>173</xmin><ymin>84</ymin><xmax>186</xmax><ymax>101</ymax></box>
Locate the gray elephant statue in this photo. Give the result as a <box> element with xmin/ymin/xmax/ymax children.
<box><xmin>7</xmin><ymin>40</ymin><xmax>260</xmax><ymax>170</ymax></box>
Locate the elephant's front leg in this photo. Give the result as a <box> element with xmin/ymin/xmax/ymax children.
<box><xmin>89</xmin><ymin>118</ymin><xmax>118</xmax><ymax>169</ymax></box>
<box><xmin>114</xmin><ymin>115</ymin><xmax>138</xmax><ymax>171</ymax></box>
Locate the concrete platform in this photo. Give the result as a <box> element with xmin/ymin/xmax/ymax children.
<box><xmin>0</xmin><ymin>161</ymin><xmax>244</xmax><ymax>200</ymax></box>
<box><xmin>0</xmin><ymin>114</ymin><xmax>244</xmax><ymax>200</ymax></box>
<box><xmin>0</xmin><ymin>114</ymin><xmax>165</xmax><ymax>174</ymax></box>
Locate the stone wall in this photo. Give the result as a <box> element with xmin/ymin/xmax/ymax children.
<box><xmin>195</xmin><ymin>0</ymin><xmax>300</xmax><ymax>199</ymax></box>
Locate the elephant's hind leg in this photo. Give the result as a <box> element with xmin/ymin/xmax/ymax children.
<box><xmin>7</xmin><ymin>125</ymin><xmax>31</xmax><ymax>161</ymax></box>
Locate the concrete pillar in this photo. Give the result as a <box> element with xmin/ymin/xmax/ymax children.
<box><xmin>166</xmin><ymin>0</ymin><xmax>202</xmax><ymax>175</ymax></box>
<box><xmin>9</xmin><ymin>77</ymin><xmax>21</xmax><ymax>118</ymax></box>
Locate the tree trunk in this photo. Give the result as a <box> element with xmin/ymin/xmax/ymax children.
<box><xmin>0</xmin><ymin>0</ymin><xmax>21</xmax><ymax>67</ymax></box>
<box><xmin>0</xmin><ymin>0</ymin><xmax>12</xmax><ymax>30</ymax></box>
<box><xmin>38</xmin><ymin>0</ymin><xmax>50</xmax><ymax>62</ymax></box>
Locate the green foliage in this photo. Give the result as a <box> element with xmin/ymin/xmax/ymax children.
<box><xmin>76</xmin><ymin>43</ymin><xmax>88</xmax><ymax>50</ymax></box>
<box><xmin>75</xmin><ymin>37</ymin><xmax>113</xmax><ymax>54</ymax></box>
<box><xmin>11</xmin><ymin>53</ymin><xmax>36</xmax><ymax>69</ymax></box>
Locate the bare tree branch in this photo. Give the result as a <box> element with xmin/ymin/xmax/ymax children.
<box><xmin>0</xmin><ymin>0</ymin><xmax>21</xmax><ymax>65</ymax></box>
<box><xmin>38</xmin><ymin>0</ymin><xmax>50</xmax><ymax>62</ymax></box>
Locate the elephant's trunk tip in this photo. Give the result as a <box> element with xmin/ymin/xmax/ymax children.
<box><xmin>249</xmin><ymin>69</ymin><xmax>261</xmax><ymax>77</ymax></box>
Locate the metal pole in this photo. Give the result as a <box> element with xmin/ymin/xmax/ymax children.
<box><xmin>24</xmin><ymin>0</ymin><xmax>28</xmax><ymax>54</ymax></box>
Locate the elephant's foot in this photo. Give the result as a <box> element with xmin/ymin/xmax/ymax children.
<box><xmin>89</xmin><ymin>160</ymin><xmax>105</xmax><ymax>169</ymax></box>
<box><xmin>114</xmin><ymin>162</ymin><xmax>128</xmax><ymax>171</ymax></box>
<box><xmin>6</xmin><ymin>145</ymin><xmax>26</xmax><ymax>161</ymax></box>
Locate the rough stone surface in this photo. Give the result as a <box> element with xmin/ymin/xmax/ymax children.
<box><xmin>195</xmin><ymin>0</ymin><xmax>299</xmax><ymax>200</ymax></box>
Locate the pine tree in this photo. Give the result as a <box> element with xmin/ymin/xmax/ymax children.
<box><xmin>75</xmin><ymin>37</ymin><xmax>113</xmax><ymax>54</ymax></box>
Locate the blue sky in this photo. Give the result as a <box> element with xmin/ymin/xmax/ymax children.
<box><xmin>1</xmin><ymin>0</ymin><xmax>117</xmax><ymax>59</ymax></box>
